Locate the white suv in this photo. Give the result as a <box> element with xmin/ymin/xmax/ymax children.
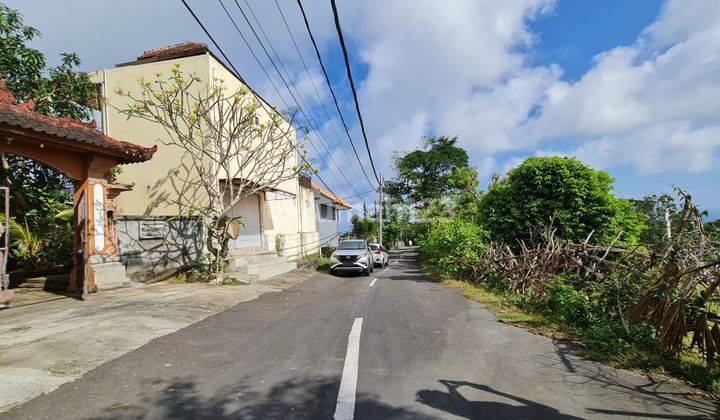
<box><xmin>330</xmin><ymin>240</ymin><xmax>375</xmax><ymax>276</ymax></box>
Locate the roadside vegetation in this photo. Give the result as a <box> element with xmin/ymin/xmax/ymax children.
<box><xmin>387</xmin><ymin>135</ymin><xmax>720</xmax><ymax>396</ymax></box>
<box><xmin>298</xmin><ymin>252</ymin><xmax>331</xmax><ymax>274</ymax></box>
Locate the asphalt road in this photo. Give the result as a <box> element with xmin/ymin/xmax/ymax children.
<box><xmin>4</xmin><ymin>248</ymin><xmax>718</xmax><ymax>419</ymax></box>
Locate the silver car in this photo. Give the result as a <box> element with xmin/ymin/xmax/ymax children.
<box><xmin>369</xmin><ymin>243</ymin><xmax>389</xmax><ymax>268</ymax></box>
<box><xmin>330</xmin><ymin>240</ymin><xmax>374</xmax><ymax>276</ymax></box>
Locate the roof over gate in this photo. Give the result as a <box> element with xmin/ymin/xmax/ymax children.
<box><xmin>0</xmin><ymin>79</ymin><xmax>155</xmax><ymax>163</ymax></box>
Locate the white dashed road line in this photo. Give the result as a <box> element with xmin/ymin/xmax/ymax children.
<box><xmin>369</xmin><ymin>278</ymin><xmax>377</xmax><ymax>287</ymax></box>
<box><xmin>334</xmin><ymin>318</ymin><xmax>363</xmax><ymax>420</ymax></box>
<box><xmin>383</xmin><ymin>268</ymin><xmax>389</xmax><ymax>272</ymax></box>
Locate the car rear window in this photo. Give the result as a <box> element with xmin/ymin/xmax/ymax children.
<box><xmin>369</xmin><ymin>244</ymin><xmax>379</xmax><ymax>250</ymax></box>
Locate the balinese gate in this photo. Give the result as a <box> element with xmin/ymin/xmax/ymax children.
<box><xmin>0</xmin><ymin>80</ymin><xmax>155</xmax><ymax>296</ymax></box>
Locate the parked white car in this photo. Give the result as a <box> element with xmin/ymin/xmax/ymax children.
<box><xmin>369</xmin><ymin>243</ymin><xmax>389</xmax><ymax>268</ymax></box>
<box><xmin>330</xmin><ymin>240</ymin><xmax>374</xmax><ymax>276</ymax></box>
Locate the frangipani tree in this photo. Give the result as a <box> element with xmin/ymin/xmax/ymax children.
<box><xmin>118</xmin><ymin>66</ymin><xmax>312</xmax><ymax>277</ymax></box>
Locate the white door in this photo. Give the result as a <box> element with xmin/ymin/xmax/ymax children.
<box><xmin>229</xmin><ymin>194</ymin><xmax>262</xmax><ymax>249</ymax></box>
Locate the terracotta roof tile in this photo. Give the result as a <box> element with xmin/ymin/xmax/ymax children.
<box><xmin>137</xmin><ymin>42</ymin><xmax>208</xmax><ymax>61</ymax></box>
<box><xmin>0</xmin><ymin>79</ymin><xmax>155</xmax><ymax>163</ymax></box>
<box><xmin>311</xmin><ymin>181</ymin><xmax>352</xmax><ymax>208</ymax></box>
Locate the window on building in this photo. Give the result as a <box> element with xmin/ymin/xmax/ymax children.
<box><xmin>320</xmin><ymin>204</ymin><xmax>328</xmax><ymax>219</ymax></box>
<box><xmin>320</xmin><ymin>204</ymin><xmax>336</xmax><ymax>220</ymax></box>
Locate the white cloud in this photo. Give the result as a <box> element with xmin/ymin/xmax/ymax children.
<box><xmin>6</xmin><ymin>0</ymin><xmax>719</xmax><ymax>200</ymax></box>
<box><xmin>342</xmin><ymin>0</ymin><xmax>557</xmax><ymax>165</ymax></box>
<box><xmin>338</xmin><ymin>0</ymin><xmax>720</xmax><ymax>180</ymax></box>
<box><xmin>521</xmin><ymin>0</ymin><xmax>720</xmax><ymax>173</ymax></box>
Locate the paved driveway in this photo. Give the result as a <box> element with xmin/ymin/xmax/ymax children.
<box><xmin>0</xmin><ymin>271</ymin><xmax>313</xmax><ymax>413</ymax></box>
<box><xmin>3</xmin><ymin>250</ymin><xmax>717</xmax><ymax>419</ymax></box>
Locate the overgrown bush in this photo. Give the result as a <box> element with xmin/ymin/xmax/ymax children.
<box><xmin>321</xmin><ymin>245</ymin><xmax>335</xmax><ymax>258</ymax></box>
<box><xmin>478</xmin><ymin>157</ymin><xmax>645</xmax><ymax>247</ymax></box>
<box><xmin>419</xmin><ymin>218</ymin><xmax>488</xmax><ymax>279</ymax></box>
<box><xmin>545</xmin><ymin>276</ymin><xmax>593</xmax><ymax>327</ymax></box>
<box><xmin>298</xmin><ymin>253</ymin><xmax>331</xmax><ymax>273</ymax></box>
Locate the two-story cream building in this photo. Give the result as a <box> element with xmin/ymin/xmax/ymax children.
<box><xmin>91</xmin><ymin>42</ymin><xmax>320</xmax><ymax>282</ymax></box>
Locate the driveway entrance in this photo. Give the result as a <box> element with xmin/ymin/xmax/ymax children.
<box><xmin>0</xmin><ymin>79</ymin><xmax>155</xmax><ymax>297</ymax></box>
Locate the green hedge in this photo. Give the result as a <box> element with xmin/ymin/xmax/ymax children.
<box><xmin>419</xmin><ymin>218</ymin><xmax>488</xmax><ymax>279</ymax></box>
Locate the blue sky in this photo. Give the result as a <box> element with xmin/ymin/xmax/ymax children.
<box><xmin>6</xmin><ymin>0</ymin><xmax>719</xmax><ymax>221</ymax></box>
<box><xmin>528</xmin><ymin>0</ymin><xmax>664</xmax><ymax>81</ymax></box>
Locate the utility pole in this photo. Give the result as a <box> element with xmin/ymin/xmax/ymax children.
<box><xmin>377</xmin><ymin>172</ymin><xmax>383</xmax><ymax>245</ymax></box>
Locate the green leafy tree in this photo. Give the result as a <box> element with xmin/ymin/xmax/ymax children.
<box><xmin>478</xmin><ymin>157</ymin><xmax>645</xmax><ymax>246</ymax></box>
<box><xmin>385</xmin><ymin>136</ymin><xmax>471</xmax><ymax>203</ymax></box>
<box><xmin>0</xmin><ymin>3</ymin><xmax>96</xmax><ymax>200</ymax></box>
<box><xmin>349</xmin><ymin>215</ymin><xmax>377</xmax><ymax>242</ymax></box>
<box><xmin>707</xmin><ymin>219</ymin><xmax>720</xmax><ymax>241</ymax></box>
<box><xmin>0</xmin><ymin>4</ymin><xmax>96</xmax><ymax>119</ymax></box>
<box><xmin>0</xmin><ymin>4</ymin><xmax>95</xmax><ymax>270</ymax></box>
<box><xmin>382</xmin><ymin>205</ymin><xmax>414</xmax><ymax>247</ymax></box>
<box><xmin>447</xmin><ymin>166</ymin><xmax>482</xmax><ymax>222</ymax></box>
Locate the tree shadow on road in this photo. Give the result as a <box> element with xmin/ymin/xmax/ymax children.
<box><xmin>533</xmin><ymin>341</ymin><xmax>720</xmax><ymax>419</ymax></box>
<box><xmin>89</xmin><ymin>376</ymin><xmax>424</xmax><ymax>420</ymax></box>
<box><xmin>415</xmin><ymin>379</ymin><xmax>581</xmax><ymax>419</ymax></box>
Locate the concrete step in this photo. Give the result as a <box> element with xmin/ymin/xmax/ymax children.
<box><xmin>225</xmin><ymin>249</ymin><xmax>296</xmax><ymax>282</ymax></box>
<box><xmin>228</xmin><ymin>245</ymin><xmax>269</xmax><ymax>256</ymax></box>
<box><xmin>247</xmin><ymin>261</ymin><xmax>297</xmax><ymax>280</ymax></box>
<box><xmin>96</xmin><ymin>279</ymin><xmax>130</xmax><ymax>291</ymax></box>
<box><xmin>224</xmin><ymin>271</ymin><xmax>258</xmax><ymax>284</ymax></box>
<box><xmin>227</xmin><ymin>252</ymin><xmax>291</xmax><ymax>268</ymax></box>
<box><xmin>228</xmin><ymin>257</ymin><xmax>287</xmax><ymax>273</ymax></box>
<box><xmin>245</xmin><ymin>256</ymin><xmax>290</xmax><ymax>269</ymax></box>
<box><xmin>228</xmin><ymin>252</ymin><xmax>284</xmax><ymax>269</ymax></box>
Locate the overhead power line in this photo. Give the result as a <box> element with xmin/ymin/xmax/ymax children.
<box><xmin>179</xmin><ymin>0</ymin><xmax>344</xmax><ymax>201</ymax></box>
<box><xmin>295</xmin><ymin>0</ymin><xmax>378</xmax><ymax>187</ymax></box>
<box><xmin>329</xmin><ymin>0</ymin><xmax>381</xmax><ymax>185</ymax></box>
<box><xmin>272</xmin><ymin>0</ymin><xmax>366</xmax><ymax>185</ymax></box>
<box><xmin>214</xmin><ymin>0</ymin><xmax>354</xmax><ymax>200</ymax></box>
<box><xmin>229</xmin><ymin>0</ymin><xmax>362</xmax><ymax>198</ymax></box>
<box><xmin>218</xmin><ymin>0</ymin><xmax>355</xmax><ymax>199</ymax></box>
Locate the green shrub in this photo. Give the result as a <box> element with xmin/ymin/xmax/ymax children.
<box><xmin>546</xmin><ymin>276</ymin><xmax>593</xmax><ymax>327</ymax></box>
<box><xmin>419</xmin><ymin>218</ymin><xmax>488</xmax><ymax>279</ymax></box>
<box><xmin>583</xmin><ymin>323</ymin><xmax>656</xmax><ymax>354</ymax></box>
<box><xmin>478</xmin><ymin>156</ymin><xmax>645</xmax><ymax>246</ymax></box>
<box><xmin>320</xmin><ymin>245</ymin><xmax>335</xmax><ymax>258</ymax></box>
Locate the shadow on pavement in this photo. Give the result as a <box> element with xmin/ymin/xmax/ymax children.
<box><xmin>415</xmin><ymin>379</ymin><xmax>581</xmax><ymax>419</ymax></box>
<box><xmin>89</xmin><ymin>376</ymin><xmax>425</xmax><ymax>420</ymax></box>
<box><xmin>535</xmin><ymin>342</ymin><xmax>719</xmax><ymax>419</ymax></box>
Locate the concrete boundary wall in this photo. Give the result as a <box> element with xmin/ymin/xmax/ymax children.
<box><xmin>116</xmin><ymin>216</ymin><xmax>205</xmax><ymax>282</ymax></box>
